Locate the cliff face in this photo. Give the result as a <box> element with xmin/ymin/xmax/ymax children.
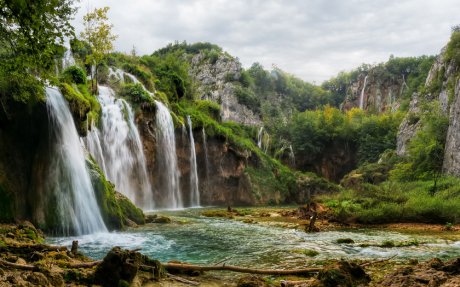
<box><xmin>189</xmin><ymin>52</ymin><xmax>262</xmax><ymax>126</ymax></box>
<box><xmin>342</xmin><ymin>71</ymin><xmax>404</xmax><ymax>113</ymax></box>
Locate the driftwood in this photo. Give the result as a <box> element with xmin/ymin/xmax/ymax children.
<box><xmin>0</xmin><ymin>259</ymin><xmax>37</xmax><ymax>271</ymax></box>
<box><xmin>163</xmin><ymin>262</ymin><xmax>321</xmax><ymax>275</ymax></box>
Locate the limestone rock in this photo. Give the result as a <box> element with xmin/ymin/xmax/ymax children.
<box><xmin>190</xmin><ymin>52</ymin><xmax>261</xmax><ymax>126</ymax></box>
<box><xmin>396</xmin><ymin>93</ymin><xmax>421</xmax><ymax>156</ymax></box>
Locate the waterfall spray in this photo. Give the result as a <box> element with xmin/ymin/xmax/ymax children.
<box><xmin>45</xmin><ymin>87</ymin><xmax>107</xmax><ymax>235</ymax></box>
<box><xmin>155</xmin><ymin>101</ymin><xmax>183</xmax><ymax>209</ymax></box>
<box><xmin>187</xmin><ymin>116</ymin><xmax>200</xmax><ymax>207</ymax></box>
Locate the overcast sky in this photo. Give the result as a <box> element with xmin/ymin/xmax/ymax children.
<box><xmin>73</xmin><ymin>0</ymin><xmax>460</xmax><ymax>83</ymax></box>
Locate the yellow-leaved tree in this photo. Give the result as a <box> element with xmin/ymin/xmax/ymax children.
<box><xmin>80</xmin><ymin>7</ymin><xmax>117</xmax><ymax>93</ymax></box>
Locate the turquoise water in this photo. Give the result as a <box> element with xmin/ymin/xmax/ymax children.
<box><xmin>48</xmin><ymin>209</ymin><xmax>460</xmax><ymax>268</ymax></box>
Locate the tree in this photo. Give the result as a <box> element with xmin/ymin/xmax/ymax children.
<box><xmin>80</xmin><ymin>6</ymin><xmax>117</xmax><ymax>93</ymax></box>
<box><xmin>0</xmin><ymin>0</ymin><xmax>76</xmax><ymax>103</ymax></box>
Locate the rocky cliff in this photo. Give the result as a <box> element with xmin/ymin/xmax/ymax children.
<box><xmin>189</xmin><ymin>52</ymin><xmax>262</xmax><ymax>126</ymax></box>
<box><xmin>342</xmin><ymin>72</ymin><xmax>404</xmax><ymax>113</ymax></box>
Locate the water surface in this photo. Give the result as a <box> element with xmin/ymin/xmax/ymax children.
<box><xmin>48</xmin><ymin>208</ymin><xmax>460</xmax><ymax>268</ymax></box>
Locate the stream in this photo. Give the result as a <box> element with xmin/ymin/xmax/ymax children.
<box><xmin>48</xmin><ymin>208</ymin><xmax>460</xmax><ymax>268</ymax></box>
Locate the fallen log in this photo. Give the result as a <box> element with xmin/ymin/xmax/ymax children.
<box><xmin>0</xmin><ymin>259</ymin><xmax>37</xmax><ymax>271</ymax></box>
<box><xmin>163</xmin><ymin>262</ymin><xmax>321</xmax><ymax>275</ymax></box>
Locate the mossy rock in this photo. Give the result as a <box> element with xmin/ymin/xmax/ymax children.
<box><xmin>317</xmin><ymin>261</ymin><xmax>370</xmax><ymax>287</ymax></box>
<box><xmin>87</xmin><ymin>158</ymin><xmax>145</xmax><ymax>230</ymax></box>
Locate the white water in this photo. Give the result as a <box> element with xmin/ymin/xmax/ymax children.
<box><xmin>359</xmin><ymin>75</ymin><xmax>368</xmax><ymax>109</ymax></box>
<box><xmin>202</xmin><ymin>127</ymin><xmax>210</xmax><ymax>183</ymax></box>
<box><xmin>62</xmin><ymin>45</ymin><xmax>75</xmax><ymax>70</ymax></box>
<box><xmin>155</xmin><ymin>101</ymin><xmax>182</xmax><ymax>209</ymax></box>
<box><xmin>288</xmin><ymin>144</ymin><xmax>296</xmax><ymax>167</ymax></box>
<box><xmin>187</xmin><ymin>116</ymin><xmax>200</xmax><ymax>207</ymax></box>
<box><xmin>257</xmin><ymin>126</ymin><xmax>264</xmax><ymax>148</ymax></box>
<box><xmin>45</xmin><ymin>87</ymin><xmax>107</xmax><ymax>235</ymax></box>
<box><xmin>88</xmin><ymin>86</ymin><xmax>153</xmax><ymax>209</ymax></box>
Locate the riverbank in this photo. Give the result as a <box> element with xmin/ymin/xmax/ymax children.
<box><xmin>2</xmin><ymin>206</ymin><xmax>460</xmax><ymax>286</ymax></box>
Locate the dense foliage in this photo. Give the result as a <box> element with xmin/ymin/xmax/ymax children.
<box><xmin>0</xmin><ymin>0</ymin><xmax>76</xmax><ymax>104</ymax></box>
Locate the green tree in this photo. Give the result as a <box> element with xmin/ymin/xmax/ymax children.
<box><xmin>391</xmin><ymin>102</ymin><xmax>448</xmax><ymax>192</ymax></box>
<box><xmin>80</xmin><ymin>6</ymin><xmax>117</xmax><ymax>93</ymax></box>
<box><xmin>0</xmin><ymin>0</ymin><xmax>76</xmax><ymax>104</ymax></box>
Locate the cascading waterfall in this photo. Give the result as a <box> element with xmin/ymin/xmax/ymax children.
<box><xmin>288</xmin><ymin>145</ymin><xmax>296</xmax><ymax>167</ymax></box>
<box><xmin>202</xmin><ymin>127</ymin><xmax>210</xmax><ymax>183</ymax></box>
<box><xmin>88</xmin><ymin>86</ymin><xmax>153</xmax><ymax>209</ymax></box>
<box><xmin>359</xmin><ymin>75</ymin><xmax>368</xmax><ymax>109</ymax></box>
<box><xmin>257</xmin><ymin>126</ymin><xmax>264</xmax><ymax>148</ymax></box>
<box><xmin>62</xmin><ymin>45</ymin><xmax>75</xmax><ymax>70</ymax></box>
<box><xmin>45</xmin><ymin>87</ymin><xmax>107</xmax><ymax>235</ymax></box>
<box><xmin>86</xmin><ymin>124</ymin><xmax>107</xmax><ymax>175</ymax></box>
<box><xmin>187</xmin><ymin>116</ymin><xmax>200</xmax><ymax>207</ymax></box>
<box><xmin>155</xmin><ymin>101</ymin><xmax>182</xmax><ymax>209</ymax></box>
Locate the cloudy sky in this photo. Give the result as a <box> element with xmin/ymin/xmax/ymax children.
<box><xmin>73</xmin><ymin>0</ymin><xmax>460</xmax><ymax>83</ymax></box>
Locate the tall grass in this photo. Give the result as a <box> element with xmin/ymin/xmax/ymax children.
<box><xmin>319</xmin><ymin>177</ymin><xmax>460</xmax><ymax>224</ymax></box>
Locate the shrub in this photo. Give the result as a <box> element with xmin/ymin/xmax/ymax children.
<box><xmin>62</xmin><ymin>66</ymin><xmax>87</xmax><ymax>84</ymax></box>
<box><xmin>119</xmin><ymin>83</ymin><xmax>152</xmax><ymax>104</ymax></box>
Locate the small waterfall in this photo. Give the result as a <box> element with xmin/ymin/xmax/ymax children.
<box><xmin>288</xmin><ymin>144</ymin><xmax>296</xmax><ymax>167</ymax></box>
<box><xmin>91</xmin><ymin>86</ymin><xmax>153</xmax><ymax>209</ymax></box>
<box><xmin>155</xmin><ymin>101</ymin><xmax>182</xmax><ymax>209</ymax></box>
<box><xmin>187</xmin><ymin>116</ymin><xmax>200</xmax><ymax>207</ymax></box>
<box><xmin>257</xmin><ymin>127</ymin><xmax>264</xmax><ymax>148</ymax></box>
<box><xmin>86</xmin><ymin>124</ymin><xmax>107</xmax><ymax>175</ymax></box>
<box><xmin>45</xmin><ymin>87</ymin><xmax>107</xmax><ymax>235</ymax></box>
<box><xmin>62</xmin><ymin>45</ymin><xmax>75</xmax><ymax>70</ymax></box>
<box><xmin>202</xmin><ymin>127</ymin><xmax>210</xmax><ymax>183</ymax></box>
<box><xmin>359</xmin><ymin>75</ymin><xmax>368</xmax><ymax>109</ymax></box>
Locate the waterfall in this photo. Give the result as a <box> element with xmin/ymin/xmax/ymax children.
<box><xmin>89</xmin><ymin>86</ymin><xmax>153</xmax><ymax>209</ymax></box>
<box><xmin>202</xmin><ymin>127</ymin><xmax>210</xmax><ymax>183</ymax></box>
<box><xmin>359</xmin><ymin>75</ymin><xmax>368</xmax><ymax>109</ymax></box>
<box><xmin>62</xmin><ymin>45</ymin><xmax>75</xmax><ymax>70</ymax></box>
<box><xmin>187</xmin><ymin>116</ymin><xmax>200</xmax><ymax>207</ymax></box>
<box><xmin>86</xmin><ymin>124</ymin><xmax>107</xmax><ymax>175</ymax></box>
<box><xmin>155</xmin><ymin>101</ymin><xmax>182</xmax><ymax>209</ymax></box>
<box><xmin>257</xmin><ymin>127</ymin><xmax>264</xmax><ymax>148</ymax></box>
<box><xmin>45</xmin><ymin>87</ymin><xmax>107</xmax><ymax>235</ymax></box>
<box><xmin>288</xmin><ymin>145</ymin><xmax>296</xmax><ymax>167</ymax></box>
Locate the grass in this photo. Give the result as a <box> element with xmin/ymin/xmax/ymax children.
<box><xmin>319</xmin><ymin>177</ymin><xmax>460</xmax><ymax>224</ymax></box>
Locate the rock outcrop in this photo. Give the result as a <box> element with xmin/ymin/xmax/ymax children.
<box><xmin>189</xmin><ymin>52</ymin><xmax>261</xmax><ymax>126</ymax></box>
<box><xmin>342</xmin><ymin>71</ymin><xmax>404</xmax><ymax>113</ymax></box>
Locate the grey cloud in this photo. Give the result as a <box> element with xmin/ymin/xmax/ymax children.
<box><xmin>73</xmin><ymin>0</ymin><xmax>460</xmax><ymax>82</ymax></box>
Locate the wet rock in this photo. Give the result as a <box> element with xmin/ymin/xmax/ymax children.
<box><xmin>379</xmin><ymin>257</ymin><xmax>460</xmax><ymax>287</ymax></box>
<box><xmin>26</xmin><ymin>272</ymin><xmax>48</xmax><ymax>286</ymax></box>
<box><xmin>237</xmin><ymin>275</ymin><xmax>268</xmax><ymax>287</ymax></box>
<box><xmin>125</xmin><ymin>218</ymin><xmax>138</xmax><ymax>228</ymax></box>
<box><xmin>145</xmin><ymin>214</ymin><xmax>158</xmax><ymax>223</ymax></box>
<box><xmin>150</xmin><ymin>216</ymin><xmax>171</xmax><ymax>224</ymax></box>
<box><xmin>94</xmin><ymin>247</ymin><xmax>143</xmax><ymax>287</ymax></box>
<box><xmin>317</xmin><ymin>260</ymin><xmax>370</xmax><ymax>287</ymax></box>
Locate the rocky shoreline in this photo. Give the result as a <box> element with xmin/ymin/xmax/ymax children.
<box><xmin>1</xmin><ymin>207</ymin><xmax>460</xmax><ymax>287</ymax></box>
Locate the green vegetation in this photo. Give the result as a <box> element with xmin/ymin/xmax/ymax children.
<box><xmin>80</xmin><ymin>6</ymin><xmax>117</xmax><ymax>93</ymax></box>
<box><xmin>321</xmin><ymin>177</ymin><xmax>460</xmax><ymax>224</ymax></box>
<box><xmin>88</xmin><ymin>159</ymin><xmax>145</xmax><ymax>230</ymax></box>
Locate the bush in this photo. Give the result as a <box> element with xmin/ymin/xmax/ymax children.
<box><xmin>62</xmin><ymin>66</ymin><xmax>87</xmax><ymax>84</ymax></box>
<box><xmin>119</xmin><ymin>83</ymin><xmax>152</xmax><ymax>104</ymax></box>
